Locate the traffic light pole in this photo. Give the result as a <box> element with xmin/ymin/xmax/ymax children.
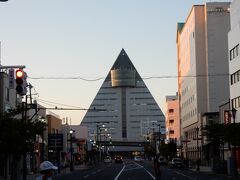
<box><xmin>0</xmin><ymin>65</ymin><xmax>26</xmax><ymax>70</ymax></box>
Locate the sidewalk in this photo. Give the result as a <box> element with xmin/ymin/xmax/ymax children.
<box><xmin>27</xmin><ymin>164</ymin><xmax>90</xmax><ymax>180</ymax></box>
<box><xmin>190</xmin><ymin>166</ymin><xmax>240</xmax><ymax>179</ymax></box>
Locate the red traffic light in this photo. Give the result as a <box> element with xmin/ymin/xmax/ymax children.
<box><xmin>16</xmin><ymin>69</ymin><xmax>24</xmax><ymax>78</ymax></box>
<box><xmin>15</xmin><ymin>69</ymin><xmax>27</xmax><ymax>95</ymax></box>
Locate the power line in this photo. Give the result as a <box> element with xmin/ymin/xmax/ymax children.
<box><xmin>37</xmin><ymin>98</ymin><xmax>84</xmax><ymax>109</ymax></box>
<box><xmin>29</xmin><ymin>76</ymin><xmax>105</xmax><ymax>81</ymax></box>
<box><xmin>28</xmin><ymin>73</ymin><xmax>230</xmax><ymax>81</ymax></box>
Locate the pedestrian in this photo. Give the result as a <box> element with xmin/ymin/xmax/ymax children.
<box><xmin>36</xmin><ymin>161</ymin><xmax>58</xmax><ymax>180</ymax></box>
<box><xmin>154</xmin><ymin>155</ymin><xmax>161</xmax><ymax>180</ymax></box>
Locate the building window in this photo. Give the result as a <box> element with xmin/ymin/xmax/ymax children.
<box><xmin>168</xmin><ymin>109</ymin><xmax>174</xmax><ymax>113</ymax></box>
<box><xmin>230</xmin><ymin>44</ymin><xmax>239</xmax><ymax>61</ymax></box>
<box><xmin>231</xmin><ymin>70</ymin><xmax>240</xmax><ymax>85</ymax></box>
<box><xmin>169</xmin><ymin>119</ymin><xmax>174</xmax><ymax>125</ymax></box>
<box><xmin>232</xmin><ymin>96</ymin><xmax>240</xmax><ymax>108</ymax></box>
<box><xmin>169</xmin><ymin>130</ymin><xmax>174</xmax><ymax>134</ymax></box>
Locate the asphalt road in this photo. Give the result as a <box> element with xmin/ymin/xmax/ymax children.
<box><xmin>55</xmin><ymin>159</ymin><xmax>240</xmax><ymax>180</ymax></box>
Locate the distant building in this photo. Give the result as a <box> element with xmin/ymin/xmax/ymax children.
<box><xmin>0</xmin><ymin>71</ymin><xmax>18</xmax><ymax>113</ymax></box>
<box><xmin>229</xmin><ymin>0</ymin><xmax>240</xmax><ymax>123</ymax></box>
<box><xmin>69</xmin><ymin>125</ymin><xmax>88</xmax><ymax>164</ymax></box>
<box><xmin>177</xmin><ymin>2</ymin><xmax>230</xmax><ymax>160</ymax></box>
<box><xmin>47</xmin><ymin>114</ymin><xmax>63</xmax><ymax>164</ymax></box>
<box><xmin>165</xmin><ymin>93</ymin><xmax>180</xmax><ymax>145</ymax></box>
<box><xmin>81</xmin><ymin>49</ymin><xmax>165</xmax><ymax>152</ymax></box>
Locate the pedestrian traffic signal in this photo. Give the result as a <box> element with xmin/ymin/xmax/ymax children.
<box><xmin>15</xmin><ymin>69</ymin><xmax>27</xmax><ymax>95</ymax></box>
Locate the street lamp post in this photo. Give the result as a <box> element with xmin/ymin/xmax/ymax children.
<box><xmin>231</xmin><ymin>107</ymin><xmax>238</xmax><ymax>176</ymax></box>
<box><xmin>40</xmin><ymin>117</ymin><xmax>46</xmax><ymax>162</ymax></box>
<box><xmin>185</xmin><ymin>132</ymin><xmax>189</xmax><ymax>168</ymax></box>
<box><xmin>196</xmin><ymin>127</ymin><xmax>200</xmax><ymax>171</ymax></box>
<box><xmin>70</xmin><ymin>129</ymin><xmax>74</xmax><ymax>171</ymax></box>
<box><xmin>152</xmin><ymin>122</ymin><xmax>161</xmax><ymax>154</ymax></box>
<box><xmin>96</xmin><ymin>124</ymin><xmax>105</xmax><ymax>162</ymax></box>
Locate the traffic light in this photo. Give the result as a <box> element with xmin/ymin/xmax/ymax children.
<box><xmin>15</xmin><ymin>69</ymin><xmax>27</xmax><ymax>95</ymax></box>
<box><xmin>109</xmin><ymin>138</ymin><xmax>112</xmax><ymax>145</ymax></box>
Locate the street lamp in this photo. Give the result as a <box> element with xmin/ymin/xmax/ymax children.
<box><xmin>69</xmin><ymin>129</ymin><xmax>74</xmax><ymax>171</ymax></box>
<box><xmin>196</xmin><ymin>127</ymin><xmax>200</xmax><ymax>171</ymax></box>
<box><xmin>40</xmin><ymin>117</ymin><xmax>46</xmax><ymax>162</ymax></box>
<box><xmin>96</xmin><ymin>124</ymin><xmax>105</xmax><ymax>162</ymax></box>
<box><xmin>152</xmin><ymin>122</ymin><xmax>161</xmax><ymax>154</ymax></box>
<box><xmin>185</xmin><ymin>131</ymin><xmax>189</xmax><ymax>168</ymax></box>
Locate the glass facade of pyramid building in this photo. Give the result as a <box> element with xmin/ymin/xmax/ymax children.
<box><xmin>80</xmin><ymin>49</ymin><xmax>165</xmax><ymax>151</ymax></box>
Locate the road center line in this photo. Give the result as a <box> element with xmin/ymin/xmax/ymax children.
<box><xmin>143</xmin><ymin>167</ymin><xmax>155</xmax><ymax>180</ymax></box>
<box><xmin>83</xmin><ymin>175</ymin><xmax>89</xmax><ymax>179</ymax></box>
<box><xmin>114</xmin><ymin>165</ymin><xmax>125</xmax><ymax>180</ymax></box>
<box><xmin>175</xmin><ymin>171</ymin><xmax>197</xmax><ymax>180</ymax></box>
<box><xmin>135</xmin><ymin>162</ymin><xmax>155</xmax><ymax>179</ymax></box>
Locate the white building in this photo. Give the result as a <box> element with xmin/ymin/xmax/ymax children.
<box><xmin>177</xmin><ymin>2</ymin><xmax>230</xmax><ymax>160</ymax></box>
<box><xmin>229</xmin><ymin>0</ymin><xmax>240</xmax><ymax>123</ymax></box>
<box><xmin>81</xmin><ymin>49</ymin><xmax>165</xmax><ymax>151</ymax></box>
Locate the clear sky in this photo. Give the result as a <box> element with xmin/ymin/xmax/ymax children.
<box><xmin>0</xmin><ymin>0</ymin><xmax>228</xmax><ymax>125</ymax></box>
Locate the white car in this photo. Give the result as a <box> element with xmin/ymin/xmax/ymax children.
<box><xmin>134</xmin><ymin>156</ymin><xmax>142</xmax><ymax>162</ymax></box>
<box><xmin>104</xmin><ymin>156</ymin><xmax>112</xmax><ymax>163</ymax></box>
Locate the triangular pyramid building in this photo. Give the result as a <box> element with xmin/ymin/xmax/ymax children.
<box><xmin>81</xmin><ymin>49</ymin><xmax>165</xmax><ymax>144</ymax></box>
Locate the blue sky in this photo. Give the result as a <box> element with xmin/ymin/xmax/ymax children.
<box><xmin>0</xmin><ymin>0</ymin><xmax>224</xmax><ymax>124</ymax></box>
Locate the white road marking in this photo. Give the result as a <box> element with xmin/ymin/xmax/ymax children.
<box><xmin>175</xmin><ymin>171</ymin><xmax>197</xmax><ymax>180</ymax></box>
<box><xmin>135</xmin><ymin>162</ymin><xmax>155</xmax><ymax>179</ymax></box>
<box><xmin>83</xmin><ymin>175</ymin><xmax>89</xmax><ymax>179</ymax></box>
<box><xmin>114</xmin><ymin>165</ymin><xmax>125</xmax><ymax>180</ymax></box>
<box><xmin>143</xmin><ymin>168</ymin><xmax>155</xmax><ymax>180</ymax></box>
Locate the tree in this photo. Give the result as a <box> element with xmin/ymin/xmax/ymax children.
<box><xmin>203</xmin><ymin>123</ymin><xmax>240</xmax><ymax>162</ymax></box>
<box><xmin>0</xmin><ymin>106</ymin><xmax>47</xmax><ymax>179</ymax></box>
<box><xmin>204</xmin><ymin>123</ymin><xmax>240</xmax><ymax>147</ymax></box>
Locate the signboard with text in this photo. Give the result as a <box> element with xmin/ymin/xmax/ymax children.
<box><xmin>224</xmin><ymin>110</ymin><xmax>230</xmax><ymax>125</ymax></box>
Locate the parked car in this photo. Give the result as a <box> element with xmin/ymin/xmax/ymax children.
<box><xmin>115</xmin><ymin>155</ymin><xmax>123</xmax><ymax>163</ymax></box>
<box><xmin>169</xmin><ymin>158</ymin><xmax>184</xmax><ymax>168</ymax></box>
<box><xmin>159</xmin><ymin>156</ymin><xmax>167</xmax><ymax>166</ymax></box>
<box><xmin>134</xmin><ymin>156</ymin><xmax>142</xmax><ymax>162</ymax></box>
<box><xmin>104</xmin><ymin>156</ymin><xmax>112</xmax><ymax>163</ymax></box>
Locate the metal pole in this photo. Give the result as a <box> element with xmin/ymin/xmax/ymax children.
<box><xmin>158</xmin><ymin>124</ymin><xmax>161</xmax><ymax>154</ymax></box>
<box><xmin>41</xmin><ymin>132</ymin><xmax>44</xmax><ymax>162</ymax></box>
<box><xmin>70</xmin><ymin>132</ymin><xmax>73</xmax><ymax>171</ymax></box>
<box><xmin>196</xmin><ymin>127</ymin><xmax>200</xmax><ymax>171</ymax></box>
<box><xmin>232</xmin><ymin>108</ymin><xmax>238</xmax><ymax>176</ymax></box>
<box><xmin>185</xmin><ymin>132</ymin><xmax>188</xmax><ymax>168</ymax></box>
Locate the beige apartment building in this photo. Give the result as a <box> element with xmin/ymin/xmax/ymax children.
<box><xmin>177</xmin><ymin>2</ymin><xmax>230</xmax><ymax>161</ymax></box>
